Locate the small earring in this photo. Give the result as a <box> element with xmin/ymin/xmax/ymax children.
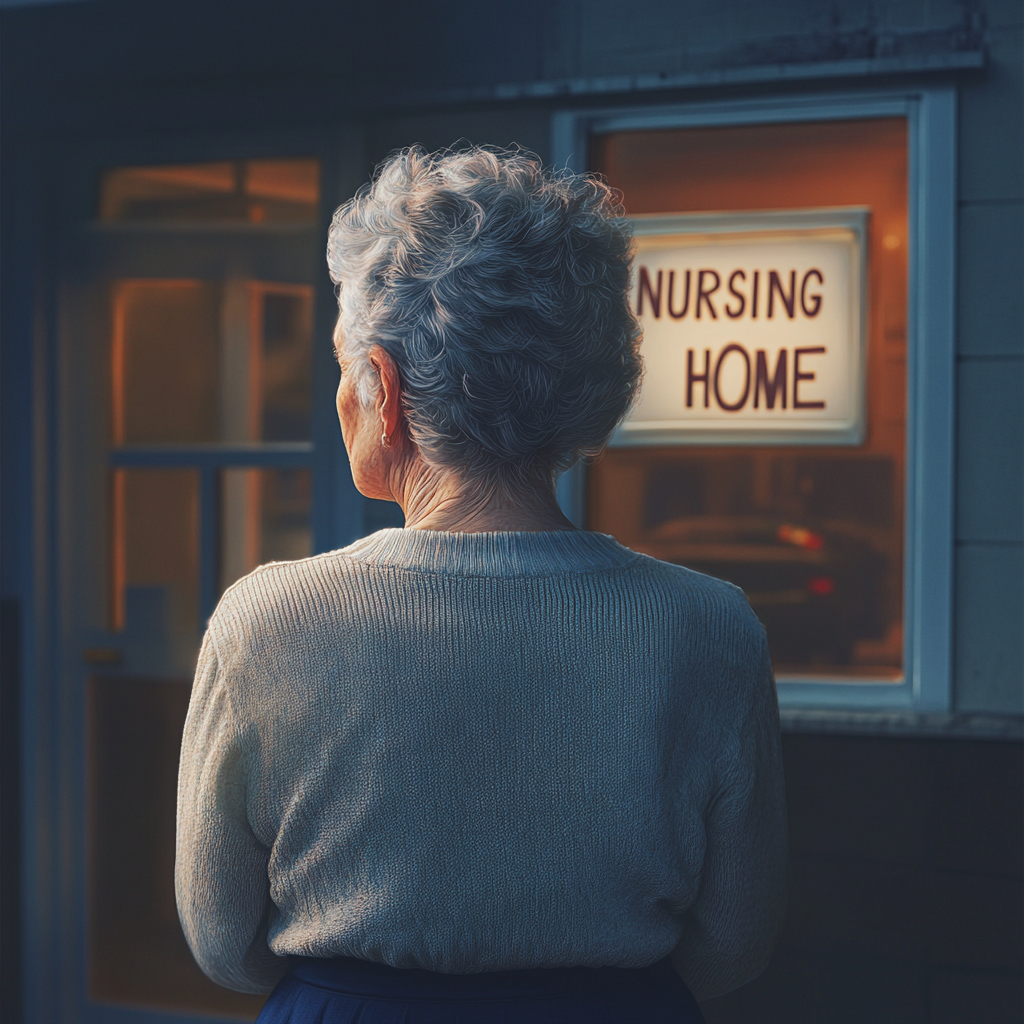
<box><xmin>381</xmin><ymin>432</ymin><xmax>391</xmax><ymax>450</ymax></box>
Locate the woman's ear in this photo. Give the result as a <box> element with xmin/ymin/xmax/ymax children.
<box><xmin>369</xmin><ymin>345</ymin><xmax>403</xmax><ymax>442</ymax></box>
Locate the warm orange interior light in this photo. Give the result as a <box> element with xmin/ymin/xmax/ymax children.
<box><xmin>99</xmin><ymin>158</ymin><xmax>320</xmax><ymax>223</ymax></box>
<box><xmin>590</xmin><ymin>118</ymin><xmax>908</xmax><ymax>679</ymax></box>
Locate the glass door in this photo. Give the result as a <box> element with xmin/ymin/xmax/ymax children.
<box><xmin>61</xmin><ymin>158</ymin><xmax>332</xmax><ymax>1022</ymax></box>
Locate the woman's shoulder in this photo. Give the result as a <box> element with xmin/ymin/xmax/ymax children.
<box><xmin>625</xmin><ymin>552</ymin><xmax>769</xmax><ymax>660</ymax></box>
<box><xmin>207</xmin><ymin>548</ymin><xmax>367</xmax><ymax>640</ymax></box>
<box><xmin>629</xmin><ymin>549</ymin><xmax>758</xmax><ymax>613</ymax></box>
<box><xmin>207</xmin><ymin>538</ymin><xmax>764</xmax><ymax>654</ymax></box>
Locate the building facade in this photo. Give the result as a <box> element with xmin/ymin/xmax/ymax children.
<box><xmin>1</xmin><ymin>1</ymin><xmax>1021</xmax><ymax>1022</ymax></box>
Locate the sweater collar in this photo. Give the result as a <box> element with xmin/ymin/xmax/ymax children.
<box><xmin>342</xmin><ymin>528</ymin><xmax>640</xmax><ymax>577</ymax></box>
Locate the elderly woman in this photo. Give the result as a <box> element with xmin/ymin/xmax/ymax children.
<box><xmin>176</xmin><ymin>147</ymin><xmax>787</xmax><ymax>1024</ymax></box>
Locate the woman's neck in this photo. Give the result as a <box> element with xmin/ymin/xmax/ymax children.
<box><xmin>391</xmin><ymin>461</ymin><xmax>577</xmax><ymax>534</ymax></box>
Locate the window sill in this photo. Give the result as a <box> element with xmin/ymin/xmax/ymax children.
<box><xmin>779</xmin><ymin>708</ymin><xmax>1024</xmax><ymax>741</ymax></box>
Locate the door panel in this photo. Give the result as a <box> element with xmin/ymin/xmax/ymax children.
<box><xmin>65</xmin><ymin>157</ymin><xmax>326</xmax><ymax>1021</ymax></box>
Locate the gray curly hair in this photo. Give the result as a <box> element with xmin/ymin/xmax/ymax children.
<box><xmin>327</xmin><ymin>145</ymin><xmax>642</xmax><ymax>487</ymax></box>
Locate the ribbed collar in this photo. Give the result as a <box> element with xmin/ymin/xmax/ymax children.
<box><xmin>343</xmin><ymin>528</ymin><xmax>640</xmax><ymax>578</ymax></box>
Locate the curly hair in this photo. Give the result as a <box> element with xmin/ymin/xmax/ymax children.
<box><xmin>327</xmin><ymin>145</ymin><xmax>642</xmax><ymax>487</ymax></box>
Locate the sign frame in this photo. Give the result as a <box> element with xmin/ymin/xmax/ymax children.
<box><xmin>613</xmin><ymin>206</ymin><xmax>869</xmax><ymax>447</ymax></box>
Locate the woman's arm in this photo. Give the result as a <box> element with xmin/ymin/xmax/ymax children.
<box><xmin>671</xmin><ymin>613</ymin><xmax>789</xmax><ymax>1003</ymax></box>
<box><xmin>175</xmin><ymin>630</ymin><xmax>288</xmax><ymax>994</ymax></box>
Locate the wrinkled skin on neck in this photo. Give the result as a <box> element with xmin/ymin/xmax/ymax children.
<box><xmin>336</xmin><ymin>343</ymin><xmax>577</xmax><ymax>534</ymax></box>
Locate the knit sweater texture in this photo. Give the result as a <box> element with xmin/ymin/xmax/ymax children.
<box><xmin>176</xmin><ymin>528</ymin><xmax>788</xmax><ymax>1001</ymax></box>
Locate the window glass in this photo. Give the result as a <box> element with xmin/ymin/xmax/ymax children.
<box><xmin>590</xmin><ymin>119</ymin><xmax>907</xmax><ymax>681</ymax></box>
<box><xmin>113</xmin><ymin>281</ymin><xmax>222</xmax><ymax>444</ymax></box>
<box><xmin>100</xmin><ymin>158</ymin><xmax>319</xmax><ymax>223</ymax></box>
<box><xmin>260</xmin><ymin>288</ymin><xmax>315</xmax><ymax>441</ymax></box>
<box><xmin>113</xmin><ymin>280</ymin><xmax>314</xmax><ymax>444</ymax></box>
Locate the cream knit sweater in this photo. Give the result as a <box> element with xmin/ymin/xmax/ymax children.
<box><xmin>176</xmin><ymin>529</ymin><xmax>787</xmax><ymax>1001</ymax></box>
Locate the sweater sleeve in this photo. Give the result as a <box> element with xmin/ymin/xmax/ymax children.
<box><xmin>671</xmin><ymin>605</ymin><xmax>789</xmax><ymax>1002</ymax></box>
<box><xmin>175</xmin><ymin>627</ymin><xmax>288</xmax><ymax>994</ymax></box>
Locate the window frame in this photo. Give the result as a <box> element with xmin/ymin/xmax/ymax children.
<box><xmin>553</xmin><ymin>86</ymin><xmax>956</xmax><ymax>712</ymax></box>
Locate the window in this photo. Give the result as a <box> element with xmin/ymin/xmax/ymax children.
<box><xmin>554</xmin><ymin>90</ymin><xmax>955</xmax><ymax>710</ymax></box>
<box><xmin>100</xmin><ymin>159</ymin><xmax>319</xmax><ymax>224</ymax></box>
<box><xmin>591</xmin><ymin>119</ymin><xmax>906</xmax><ymax>683</ymax></box>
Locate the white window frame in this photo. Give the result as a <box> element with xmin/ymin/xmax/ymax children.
<box><xmin>553</xmin><ymin>86</ymin><xmax>956</xmax><ymax>712</ymax></box>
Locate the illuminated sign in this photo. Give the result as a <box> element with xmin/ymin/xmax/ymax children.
<box><xmin>614</xmin><ymin>208</ymin><xmax>867</xmax><ymax>446</ymax></box>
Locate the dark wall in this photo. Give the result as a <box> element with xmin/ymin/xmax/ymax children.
<box><xmin>0</xmin><ymin>600</ymin><xmax>22</xmax><ymax>1024</ymax></box>
<box><xmin>951</xmin><ymin>2</ymin><xmax>1023</xmax><ymax>716</ymax></box>
<box><xmin>705</xmin><ymin>734</ymin><xmax>1023</xmax><ymax>1024</ymax></box>
<box><xmin>0</xmin><ymin>0</ymin><xmax>552</xmax><ymax>136</ymax></box>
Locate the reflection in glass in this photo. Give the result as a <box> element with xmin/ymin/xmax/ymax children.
<box><xmin>591</xmin><ymin>451</ymin><xmax>901</xmax><ymax>678</ymax></box>
<box><xmin>88</xmin><ymin>676</ymin><xmax>265</xmax><ymax>1019</ymax></box>
<box><xmin>114</xmin><ymin>280</ymin><xmax>313</xmax><ymax>445</ymax></box>
<box><xmin>221</xmin><ymin>468</ymin><xmax>312</xmax><ymax>592</ymax></box>
<box><xmin>100</xmin><ymin>159</ymin><xmax>319</xmax><ymax>223</ymax></box>
<box><xmin>590</xmin><ymin>118</ymin><xmax>907</xmax><ymax>681</ymax></box>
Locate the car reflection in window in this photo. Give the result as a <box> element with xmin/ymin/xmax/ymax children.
<box><xmin>648</xmin><ymin>514</ymin><xmax>889</xmax><ymax>672</ymax></box>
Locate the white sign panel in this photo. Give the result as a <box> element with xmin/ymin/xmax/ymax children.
<box><xmin>615</xmin><ymin>208</ymin><xmax>867</xmax><ymax>446</ymax></box>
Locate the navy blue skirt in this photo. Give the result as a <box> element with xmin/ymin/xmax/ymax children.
<box><xmin>256</xmin><ymin>955</ymin><xmax>705</xmax><ymax>1024</ymax></box>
